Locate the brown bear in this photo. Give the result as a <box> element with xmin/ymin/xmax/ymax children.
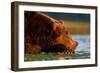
<box><xmin>24</xmin><ymin>11</ymin><xmax>78</xmax><ymax>54</ymax></box>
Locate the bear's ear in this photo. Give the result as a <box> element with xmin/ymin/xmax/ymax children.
<box><xmin>51</xmin><ymin>20</ymin><xmax>64</xmax><ymax>30</ymax></box>
<box><xmin>47</xmin><ymin>23</ymin><xmax>55</xmax><ymax>30</ymax></box>
<box><xmin>52</xmin><ymin>23</ymin><xmax>56</xmax><ymax>30</ymax></box>
<box><xmin>52</xmin><ymin>20</ymin><xmax>64</xmax><ymax>30</ymax></box>
<box><xmin>59</xmin><ymin>20</ymin><xmax>64</xmax><ymax>24</ymax></box>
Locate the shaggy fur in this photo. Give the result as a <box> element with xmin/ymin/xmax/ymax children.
<box><xmin>24</xmin><ymin>11</ymin><xmax>78</xmax><ymax>54</ymax></box>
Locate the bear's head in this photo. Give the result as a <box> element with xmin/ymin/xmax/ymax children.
<box><xmin>25</xmin><ymin>11</ymin><xmax>78</xmax><ymax>54</ymax></box>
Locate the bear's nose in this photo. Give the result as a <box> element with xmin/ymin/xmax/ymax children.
<box><xmin>70</xmin><ymin>41</ymin><xmax>78</xmax><ymax>51</ymax></box>
<box><xmin>75</xmin><ymin>41</ymin><xmax>78</xmax><ymax>47</ymax></box>
<box><xmin>73</xmin><ymin>41</ymin><xmax>78</xmax><ymax>50</ymax></box>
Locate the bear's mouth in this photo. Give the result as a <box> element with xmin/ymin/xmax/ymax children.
<box><xmin>42</xmin><ymin>44</ymin><xmax>75</xmax><ymax>56</ymax></box>
<box><xmin>64</xmin><ymin>48</ymin><xmax>75</xmax><ymax>56</ymax></box>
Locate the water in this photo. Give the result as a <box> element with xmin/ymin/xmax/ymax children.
<box><xmin>72</xmin><ymin>35</ymin><xmax>90</xmax><ymax>59</ymax></box>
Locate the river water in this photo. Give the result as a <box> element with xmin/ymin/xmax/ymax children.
<box><xmin>72</xmin><ymin>35</ymin><xmax>90</xmax><ymax>59</ymax></box>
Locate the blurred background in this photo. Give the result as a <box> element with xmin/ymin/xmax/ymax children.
<box><xmin>43</xmin><ymin>12</ymin><xmax>90</xmax><ymax>35</ymax></box>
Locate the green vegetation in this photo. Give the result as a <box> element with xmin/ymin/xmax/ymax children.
<box><xmin>24</xmin><ymin>51</ymin><xmax>90</xmax><ymax>61</ymax></box>
<box><xmin>24</xmin><ymin>52</ymin><xmax>74</xmax><ymax>61</ymax></box>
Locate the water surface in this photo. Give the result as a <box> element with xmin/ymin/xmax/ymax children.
<box><xmin>72</xmin><ymin>35</ymin><xmax>90</xmax><ymax>59</ymax></box>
